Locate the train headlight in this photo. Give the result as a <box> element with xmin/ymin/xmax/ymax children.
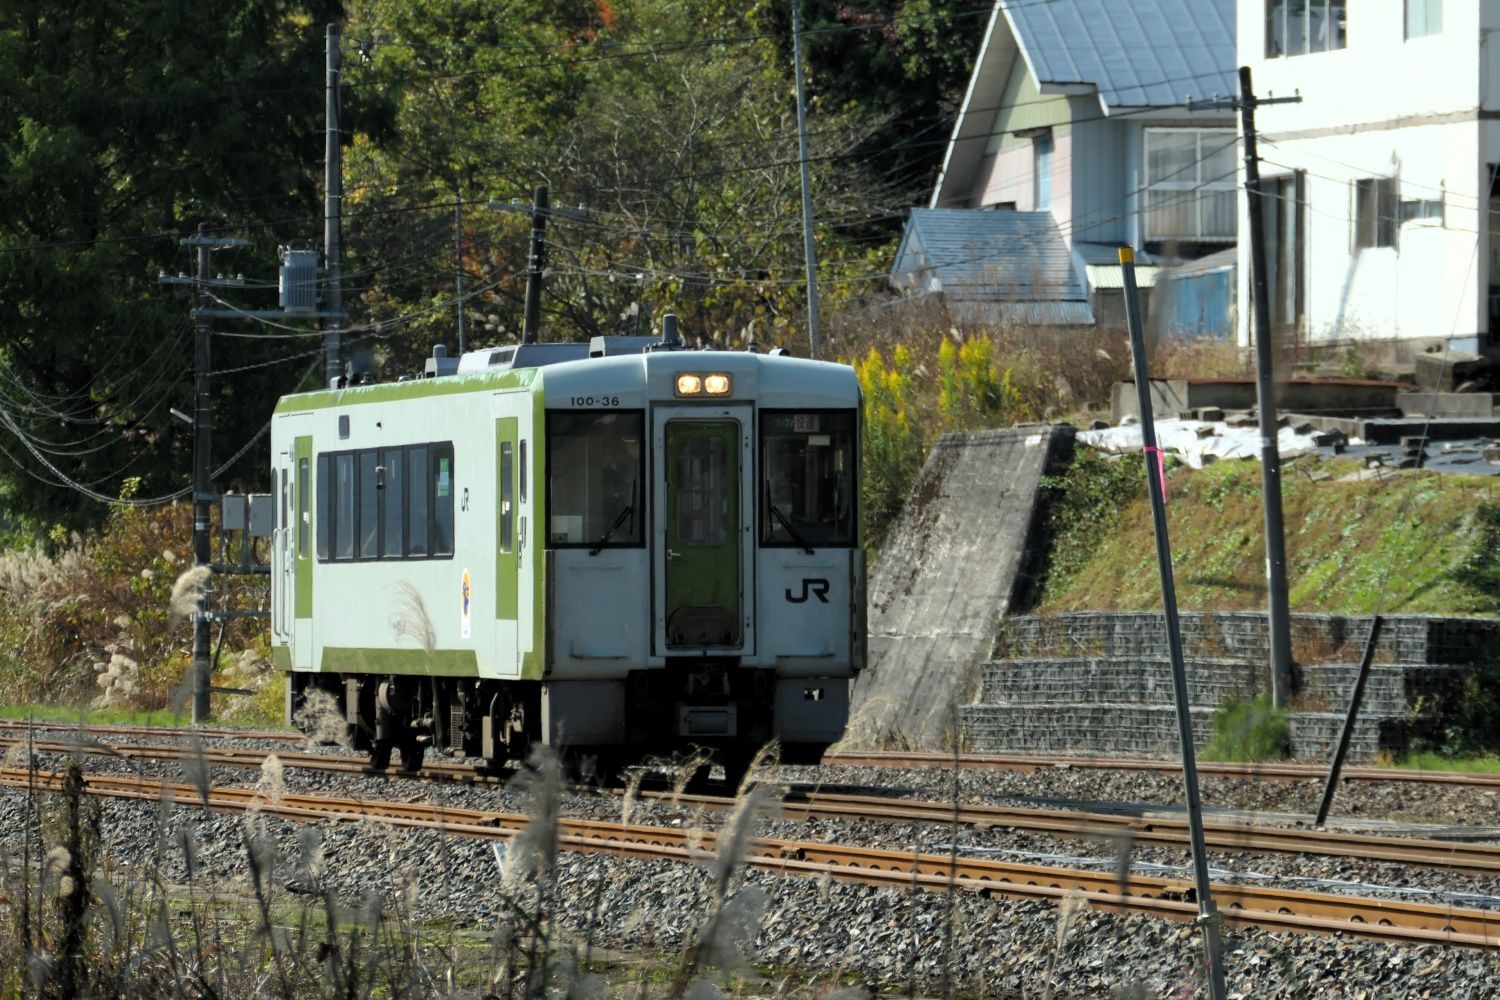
<box><xmin>675</xmin><ymin>374</ymin><xmax>703</xmax><ymax>396</ymax></box>
<box><xmin>703</xmin><ymin>373</ymin><xmax>732</xmax><ymax>396</ymax></box>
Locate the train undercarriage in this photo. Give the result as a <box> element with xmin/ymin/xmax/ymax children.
<box><xmin>287</xmin><ymin>664</ymin><xmax>818</xmax><ymax>788</ymax></box>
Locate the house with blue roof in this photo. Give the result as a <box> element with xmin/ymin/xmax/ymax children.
<box><xmin>891</xmin><ymin>0</ymin><xmax>1238</xmax><ymax>332</ymax></box>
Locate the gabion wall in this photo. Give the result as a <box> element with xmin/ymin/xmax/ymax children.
<box><xmin>961</xmin><ymin>611</ymin><xmax>1493</xmax><ymax>759</ymax></box>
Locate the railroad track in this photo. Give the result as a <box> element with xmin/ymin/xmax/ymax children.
<box><xmin>3</xmin><ymin>764</ymin><xmax>1498</xmax><ymax>950</ymax></box>
<box><xmin>0</xmin><ymin>718</ymin><xmax>302</xmax><ymax>743</ymax></box>
<box><xmin>825</xmin><ymin>750</ymin><xmax>1500</xmax><ymax>790</ymax></box>
<box><xmin>9</xmin><ymin>734</ymin><xmax>1500</xmax><ymax>879</ymax></box>
<box><xmin>6</xmin><ymin>720</ymin><xmax>1491</xmax><ymax>790</ymax></box>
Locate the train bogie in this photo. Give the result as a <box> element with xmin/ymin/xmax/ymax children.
<box><xmin>270</xmin><ymin>327</ymin><xmax>863</xmax><ymax>782</ymax></box>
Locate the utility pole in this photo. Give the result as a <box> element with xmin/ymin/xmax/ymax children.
<box><xmin>1239</xmin><ymin>66</ymin><xmax>1298</xmax><ymax>710</ymax></box>
<box><xmin>490</xmin><ymin>187</ymin><xmax>587</xmax><ymax>345</ymax></box>
<box><xmin>1119</xmin><ymin>247</ymin><xmax>1228</xmax><ymax>1000</ymax></box>
<box><xmin>523</xmin><ymin>183</ymin><xmax>548</xmax><ymax>345</ymax></box>
<box><xmin>455</xmin><ymin>195</ymin><xmax>468</xmax><ymax>354</ymax></box>
<box><xmin>791</xmin><ymin>0</ymin><xmax>822</xmax><ymax>358</ymax></box>
<box><xmin>164</xmin><ymin>225</ymin><xmax>247</xmax><ymax>724</ymax></box>
<box><xmin>1193</xmin><ymin>70</ymin><xmax>1303</xmax><ymax>709</ymax></box>
<box><xmin>323</xmin><ymin>22</ymin><xmax>344</xmax><ymax>385</ymax></box>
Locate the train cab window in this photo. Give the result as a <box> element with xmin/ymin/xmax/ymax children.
<box><xmin>760</xmin><ymin>410</ymin><xmax>857</xmax><ymax>548</ymax></box>
<box><xmin>433</xmin><ymin>444</ymin><xmax>455</xmax><ymax>557</ymax></box>
<box><xmin>675</xmin><ymin>434</ymin><xmax>729</xmax><ymax>546</ymax></box>
<box><xmin>546</xmin><ymin>411</ymin><xmax>644</xmax><ymax>547</ymax></box>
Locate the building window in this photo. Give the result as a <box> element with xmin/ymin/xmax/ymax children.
<box><xmin>1143</xmin><ymin>129</ymin><xmax>1237</xmax><ymax>243</ymax></box>
<box><xmin>1032</xmin><ymin>133</ymin><xmax>1053</xmax><ymax>211</ymax></box>
<box><xmin>1355</xmin><ymin>178</ymin><xmax>1398</xmax><ymax>250</ymax></box>
<box><xmin>1407</xmin><ymin>0</ymin><xmax>1441</xmax><ymax>38</ymax></box>
<box><xmin>1266</xmin><ymin>0</ymin><xmax>1347</xmax><ymax>57</ymax></box>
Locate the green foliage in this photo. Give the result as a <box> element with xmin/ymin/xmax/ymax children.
<box><xmin>0</xmin><ymin>0</ymin><xmax>340</xmax><ymax>530</ymax></box>
<box><xmin>1040</xmin><ymin>458</ymin><xmax>1500</xmax><ymax>617</ymax></box>
<box><xmin>1201</xmin><ymin>695</ymin><xmax>1291</xmax><ymax>763</ymax></box>
<box><xmin>1452</xmin><ymin>501</ymin><xmax>1500</xmax><ymax>601</ymax></box>
<box><xmin>937</xmin><ymin>336</ymin><xmax>1023</xmax><ymax>431</ymax></box>
<box><xmin>1036</xmin><ymin>450</ymin><xmax>1146</xmax><ymax>600</ymax></box>
<box><xmin>855</xmin><ymin>346</ymin><xmax>925</xmax><ymax>548</ymax></box>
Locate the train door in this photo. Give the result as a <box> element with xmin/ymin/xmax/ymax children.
<box><xmin>652</xmin><ymin>406</ymin><xmax>754</xmax><ymax>653</ymax></box>
<box><xmin>494</xmin><ymin>414</ymin><xmax>520</xmax><ymax>673</ymax></box>
<box><xmin>272</xmin><ymin>438</ymin><xmax>293</xmax><ymax>644</ymax></box>
<box><xmin>272</xmin><ymin>414</ymin><xmax>315</xmax><ymax>670</ymax></box>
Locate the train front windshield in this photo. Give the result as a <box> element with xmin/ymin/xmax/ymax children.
<box><xmin>760</xmin><ymin>410</ymin><xmax>856</xmax><ymax>548</ymax></box>
<box><xmin>546</xmin><ymin>411</ymin><xmax>645</xmax><ymax>547</ymax></box>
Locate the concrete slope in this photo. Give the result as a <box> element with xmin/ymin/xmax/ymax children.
<box><xmin>849</xmin><ymin>424</ymin><xmax>1075</xmax><ymax>748</ymax></box>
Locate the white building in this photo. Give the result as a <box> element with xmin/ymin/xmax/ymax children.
<box><xmin>1240</xmin><ymin>0</ymin><xmax>1500</xmax><ymax>358</ymax></box>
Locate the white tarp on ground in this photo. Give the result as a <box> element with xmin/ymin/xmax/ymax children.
<box><xmin>1078</xmin><ymin>418</ymin><xmax>1327</xmax><ymax>468</ymax></box>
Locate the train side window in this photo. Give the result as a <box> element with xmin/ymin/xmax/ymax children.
<box><xmin>500</xmin><ymin>441</ymin><xmax>514</xmax><ymax>554</ymax></box>
<box><xmin>408</xmin><ymin>447</ymin><xmax>429</xmax><ymax>557</ymax></box>
<box><xmin>358</xmin><ymin>451</ymin><xmax>379</xmax><ymax>559</ymax></box>
<box><xmin>518</xmin><ymin>440</ymin><xmax>527</xmax><ymax>502</ymax></box>
<box><xmin>381</xmin><ymin>448</ymin><xmax>404</xmax><ymax>558</ymax></box>
<box><xmin>433</xmin><ymin>443</ymin><xmax>455</xmax><ymax>557</ymax></box>
<box><xmin>335</xmin><ymin>453</ymin><xmax>356</xmax><ymax>560</ymax></box>
<box><xmin>297</xmin><ymin>458</ymin><xmax>309</xmax><ymax>558</ymax></box>
<box><xmin>315</xmin><ymin>455</ymin><xmax>331</xmax><ymax>560</ymax></box>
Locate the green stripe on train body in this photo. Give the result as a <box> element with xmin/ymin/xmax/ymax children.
<box><xmin>273</xmin><ymin>368</ymin><xmax>537</xmax><ymax>414</ymax></box>
<box><xmin>319</xmin><ymin>647</ymin><xmax>480</xmax><ymax>677</ymax></box>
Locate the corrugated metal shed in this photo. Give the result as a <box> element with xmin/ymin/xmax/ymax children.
<box><xmin>1005</xmin><ymin>0</ymin><xmax>1236</xmax><ymax>111</ymax></box>
<box><xmin>892</xmin><ymin>209</ymin><xmax>1092</xmax><ymax>324</ymax></box>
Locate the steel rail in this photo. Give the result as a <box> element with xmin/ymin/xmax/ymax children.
<box><xmin>3</xmin><ymin>765</ymin><xmax>1499</xmax><ymax>950</ymax></box>
<box><xmin>0</xmin><ymin>719</ymin><xmax>302</xmax><ymax>743</ymax></box>
<box><xmin>824</xmin><ymin>750</ymin><xmax>1500</xmax><ymax>790</ymax></box>
<box><xmin>6</xmin><ymin>721</ymin><xmax>1491</xmax><ymax>789</ymax></box>
<box><xmin>10</xmin><ymin>735</ymin><xmax>1500</xmax><ymax>877</ymax></box>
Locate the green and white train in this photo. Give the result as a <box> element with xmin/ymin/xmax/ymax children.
<box><xmin>269</xmin><ymin>320</ymin><xmax>865</xmax><ymax>780</ymax></box>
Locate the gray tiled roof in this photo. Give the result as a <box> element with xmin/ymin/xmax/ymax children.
<box><xmin>892</xmin><ymin>209</ymin><xmax>1092</xmax><ymax>323</ymax></box>
<box><xmin>1006</xmin><ymin>0</ymin><xmax>1236</xmax><ymax>110</ymax></box>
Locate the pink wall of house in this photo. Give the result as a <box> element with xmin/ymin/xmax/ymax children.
<box><xmin>967</xmin><ymin>132</ymin><xmax>1071</xmax><ymax>232</ymax></box>
<box><xmin>971</xmin><ymin>146</ymin><xmax>1034</xmax><ymax>210</ymax></box>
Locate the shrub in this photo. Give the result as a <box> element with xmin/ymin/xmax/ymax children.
<box><xmin>0</xmin><ymin>499</ymin><xmax>267</xmax><ymax>711</ymax></box>
<box><xmin>1035</xmin><ymin>450</ymin><xmax>1146</xmax><ymax>601</ymax></box>
<box><xmin>855</xmin><ymin>346</ymin><xmax>927</xmax><ymax>549</ymax></box>
<box><xmin>1201</xmin><ymin>695</ymin><xmax>1291</xmax><ymax>763</ymax></box>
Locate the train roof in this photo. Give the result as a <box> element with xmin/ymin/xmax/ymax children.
<box><xmin>273</xmin><ymin>334</ymin><xmax>857</xmax><ymax>415</ymax></box>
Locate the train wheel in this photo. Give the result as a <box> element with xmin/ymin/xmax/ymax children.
<box><xmin>369</xmin><ymin>738</ymin><xmax>393</xmax><ymax>770</ymax></box>
<box><xmin>399</xmin><ymin>739</ymin><xmax>426</xmax><ymax>773</ymax></box>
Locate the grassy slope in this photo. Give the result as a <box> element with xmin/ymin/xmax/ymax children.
<box><xmin>1039</xmin><ymin>457</ymin><xmax>1500</xmax><ymax>616</ymax></box>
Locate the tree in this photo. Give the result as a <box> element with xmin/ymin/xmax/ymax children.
<box><xmin>0</xmin><ymin>0</ymin><xmax>343</xmax><ymax>533</ymax></box>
